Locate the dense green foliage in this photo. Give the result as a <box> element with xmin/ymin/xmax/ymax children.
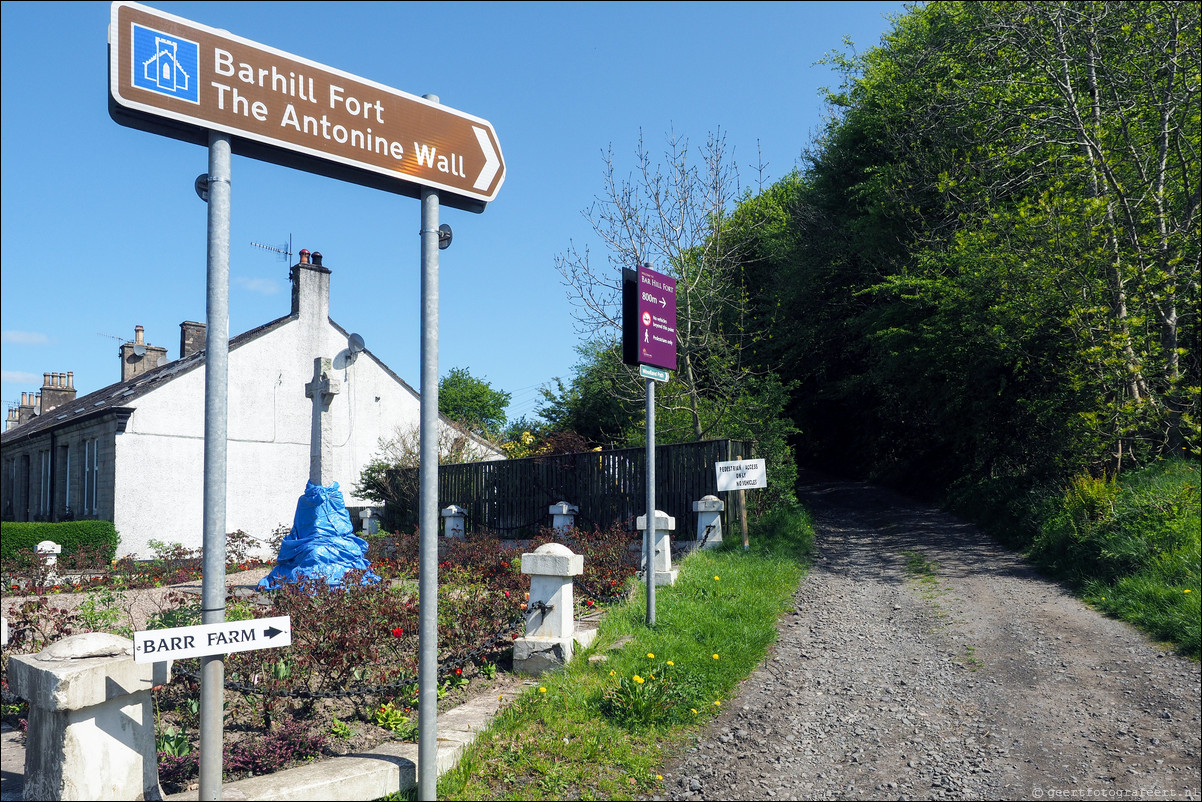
<box><xmin>547</xmin><ymin>3</ymin><xmax>1198</xmax><ymax>512</ymax></box>
<box><xmin>438</xmin><ymin>366</ymin><xmax>512</xmax><ymax>438</ymax></box>
<box><xmin>721</xmin><ymin>1</ymin><xmax>1200</xmax><ymax>496</ymax></box>
<box><xmin>0</xmin><ymin>520</ymin><xmax>119</xmax><ymax>562</ymax></box>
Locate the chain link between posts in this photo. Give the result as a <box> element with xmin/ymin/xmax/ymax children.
<box><xmin>174</xmin><ymin>612</ymin><xmax>526</xmax><ymax>700</ymax></box>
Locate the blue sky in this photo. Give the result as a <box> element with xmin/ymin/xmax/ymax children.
<box><xmin>1</xmin><ymin>0</ymin><xmax>905</xmax><ymax>429</ymax></box>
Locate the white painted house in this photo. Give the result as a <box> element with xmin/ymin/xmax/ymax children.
<box><xmin>1</xmin><ymin>252</ymin><xmax>501</xmax><ymax>558</ymax></box>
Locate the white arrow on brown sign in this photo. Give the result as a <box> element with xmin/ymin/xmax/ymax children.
<box><xmin>109</xmin><ymin>1</ymin><xmax>505</xmax><ymax>211</ymax></box>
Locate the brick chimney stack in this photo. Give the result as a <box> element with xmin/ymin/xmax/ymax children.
<box><xmin>290</xmin><ymin>249</ymin><xmax>331</xmax><ymax>324</ymax></box>
<box><xmin>40</xmin><ymin>371</ymin><xmax>77</xmax><ymax>413</ymax></box>
<box><xmin>120</xmin><ymin>325</ymin><xmax>169</xmax><ymax>382</ymax></box>
<box><xmin>180</xmin><ymin>321</ymin><xmax>207</xmax><ymax>359</ymax></box>
<box><xmin>17</xmin><ymin>391</ymin><xmax>39</xmax><ymax>425</ymax></box>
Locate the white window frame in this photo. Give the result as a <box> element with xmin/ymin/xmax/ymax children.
<box><xmin>84</xmin><ymin>438</ymin><xmax>99</xmax><ymax>515</ymax></box>
<box><xmin>39</xmin><ymin>450</ymin><xmax>51</xmax><ymax>517</ymax></box>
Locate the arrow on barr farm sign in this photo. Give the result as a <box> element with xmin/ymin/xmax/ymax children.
<box><xmin>134</xmin><ymin>615</ymin><xmax>292</xmax><ymax>663</ymax></box>
<box><xmin>715</xmin><ymin>459</ymin><xmax>767</xmax><ymax>492</ymax></box>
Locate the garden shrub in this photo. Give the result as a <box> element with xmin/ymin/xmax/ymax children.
<box><xmin>0</xmin><ymin>520</ymin><xmax>119</xmax><ymax>563</ymax></box>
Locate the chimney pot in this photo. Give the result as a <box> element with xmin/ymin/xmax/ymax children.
<box><xmin>299</xmin><ymin>249</ymin><xmax>310</xmax><ymax>265</ymax></box>
<box><xmin>67</xmin><ymin>371</ymin><xmax>74</xmax><ymax>388</ymax></box>
<box><xmin>312</xmin><ymin>251</ymin><xmax>323</xmax><ymax>266</ymax></box>
<box><xmin>135</xmin><ymin>325</ymin><xmax>145</xmax><ymax>346</ymax></box>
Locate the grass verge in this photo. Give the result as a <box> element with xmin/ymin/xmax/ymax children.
<box><xmin>952</xmin><ymin>458</ymin><xmax>1199</xmax><ymax>658</ymax></box>
<box><xmin>1030</xmin><ymin>459</ymin><xmax>1200</xmax><ymax>658</ymax></box>
<box><xmin>435</xmin><ymin>504</ymin><xmax>813</xmax><ymax>800</ymax></box>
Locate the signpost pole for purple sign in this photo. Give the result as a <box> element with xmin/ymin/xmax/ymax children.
<box><xmin>645</xmin><ymin>377</ymin><xmax>656</xmax><ymax>627</ymax></box>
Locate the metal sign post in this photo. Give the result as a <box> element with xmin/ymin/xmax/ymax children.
<box><xmin>622</xmin><ymin>263</ymin><xmax>677</xmax><ymax>629</ymax></box>
<box><xmin>645</xmin><ymin>377</ymin><xmax>656</xmax><ymax>627</ymax></box>
<box><xmin>199</xmin><ymin>130</ymin><xmax>230</xmax><ymax>802</ymax></box>
<box><xmin>417</xmin><ymin>95</ymin><xmax>441</xmax><ymax>802</ymax></box>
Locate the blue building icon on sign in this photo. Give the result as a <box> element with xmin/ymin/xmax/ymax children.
<box><xmin>132</xmin><ymin>23</ymin><xmax>199</xmax><ymax>104</ymax></box>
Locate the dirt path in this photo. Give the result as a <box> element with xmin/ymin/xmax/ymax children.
<box><xmin>656</xmin><ymin>472</ymin><xmax>1201</xmax><ymax>801</ymax></box>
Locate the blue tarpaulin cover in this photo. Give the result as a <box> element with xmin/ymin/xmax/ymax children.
<box><xmin>257</xmin><ymin>481</ymin><xmax>380</xmax><ymax>591</ymax></box>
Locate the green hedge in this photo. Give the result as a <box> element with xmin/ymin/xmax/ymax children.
<box><xmin>0</xmin><ymin>520</ymin><xmax>120</xmax><ymax>563</ymax></box>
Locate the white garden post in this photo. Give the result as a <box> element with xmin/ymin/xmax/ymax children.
<box><xmin>7</xmin><ymin>633</ymin><xmax>172</xmax><ymax>801</ymax></box>
<box><xmin>513</xmin><ymin>543</ymin><xmax>584</xmax><ymax>675</ymax></box>
<box><xmin>693</xmin><ymin>495</ymin><xmax>725</xmax><ymax>549</ymax></box>
<box><xmin>548</xmin><ymin>501</ymin><xmax>578</xmax><ymax>533</ymax></box>
<box><xmin>637</xmin><ymin>510</ymin><xmax>678</xmax><ymax>586</ymax></box>
<box><xmin>35</xmin><ymin>540</ymin><xmax>62</xmax><ymax>567</ymax></box>
<box><xmin>441</xmin><ymin>504</ymin><xmax>467</xmax><ymax>540</ymax></box>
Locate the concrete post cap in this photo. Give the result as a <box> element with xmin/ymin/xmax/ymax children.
<box><xmin>636</xmin><ymin>511</ymin><xmax>676</xmax><ymax>531</ymax></box>
<box><xmin>521</xmin><ymin>542</ymin><xmax>584</xmax><ymax>576</ymax></box>
<box><xmin>40</xmin><ymin>633</ymin><xmax>132</xmax><ymax>661</ymax></box>
<box><xmin>359</xmin><ymin>509</ymin><xmax>375</xmax><ymax>519</ymax></box>
<box><xmin>8</xmin><ymin>633</ymin><xmax>171</xmax><ymax>711</ymax></box>
<box><xmin>548</xmin><ymin>501</ymin><xmax>579</xmax><ymax>515</ymax></box>
<box><xmin>35</xmin><ymin>540</ymin><xmax>62</xmax><ymax>554</ymax></box>
<box><xmin>693</xmin><ymin>495</ymin><xmax>725</xmax><ymax>512</ymax></box>
<box><xmin>441</xmin><ymin>504</ymin><xmax>467</xmax><ymax>517</ymax></box>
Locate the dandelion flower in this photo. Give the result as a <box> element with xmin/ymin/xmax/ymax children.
<box><xmin>666</xmin><ymin>660</ymin><xmax>674</xmax><ymax>666</ymax></box>
<box><xmin>691</xmin><ymin>708</ymin><xmax>698</xmax><ymax>714</ymax></box>
<box><xmin>657</xmin><ymin>775</ymin><xmax>663</xmax><ymax>781</ymax></box>
<box><xmin>538</xmin><ymin>687</ymin><xmax>547</xmax><ymax>694</ymax></box>
<box><xmin>633</xmin><ymin>675</ymin><xmax>645</xmax><ymax>684</ymax></box>
<box><xmin>713</xmin><ymin>653</ymin><xmax>720</xmax><ymax>660</ymax></box>
<box><xmin>647</xmin><ymin>652</ymin><xmax>655</xmax><ymax>659</ymax></box>
<box><xmin>714</xmin><ymin>576</ymin><xmax>720</xmax><ymax>581</ymax></box>
<box><xmin>713</xmin><ymin>700</ymin><xmax>721</xmax><ymax>706</ymax></box>
<box><xmin>609</xmin><ymin>670</ymin><xmax>616</xmax><ymax>676</ymax></box>
<box><xmin>1186</xmin><ymin>589</ymin><xmax>1192</xmax><ymax>594</ymax></box>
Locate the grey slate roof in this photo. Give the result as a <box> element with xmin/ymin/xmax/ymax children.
<box><xmin>1</xmin><ymin>314</ymin><xmax>293</xmax><ymax>446</ymax></box>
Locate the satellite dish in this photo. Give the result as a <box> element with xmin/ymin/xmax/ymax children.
<box><xmin>132</xmin><ymin>344</ymin><xmax>147</xmax><ymax>357</ymax></box>
<box><xmin>348</xmin><ymin>333</ymin><xmax>365</xmax><ymax>355</ymax></box>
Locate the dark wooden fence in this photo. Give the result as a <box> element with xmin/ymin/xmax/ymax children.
<box><xmin>384</xmin><ymin>439</ymin><xmax>754</xmax><ymax>537</ymax></box>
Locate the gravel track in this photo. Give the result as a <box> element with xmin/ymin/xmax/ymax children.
<box><xmin>655</xmin><ymin>472</ymin><xmax>1201</xmax><ymax>801</ymax></box>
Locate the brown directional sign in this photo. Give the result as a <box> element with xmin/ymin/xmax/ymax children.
<box><xmin>108</xmin><ymin>2</ymin><xmax>505</xmax><ymax>212</ymax></box>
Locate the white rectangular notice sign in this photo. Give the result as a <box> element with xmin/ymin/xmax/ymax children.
<box><xmin>715</xmin><ymin>459</ymin><xmax>767</xmax><ymax>492</ymax></box>
<box><xmin>133</xmin><ymin>615</ymin><xmax>292</xmax><ymax>663</ymax></box>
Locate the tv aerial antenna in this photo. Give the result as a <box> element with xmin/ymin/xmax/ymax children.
<box><xmin>251</xmin><ymin>234</ymin><xmax>294</xmax><ymax>275</ymax></box>
<box><xmin>98</xmin><ymin>332</ymin><xmax>146</xmax><ymax>356</ymax></box>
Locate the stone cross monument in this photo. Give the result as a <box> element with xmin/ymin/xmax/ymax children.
<box><xmin>304</xmin><ymin>356</ymin><xmax>340</xmax><ymax>486</ymax></box>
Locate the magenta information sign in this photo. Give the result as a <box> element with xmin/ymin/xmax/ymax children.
<box><xmin>636</xmin><ymin>265</ymin><xmax>677</xmax><ymax>371</ymax></box>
